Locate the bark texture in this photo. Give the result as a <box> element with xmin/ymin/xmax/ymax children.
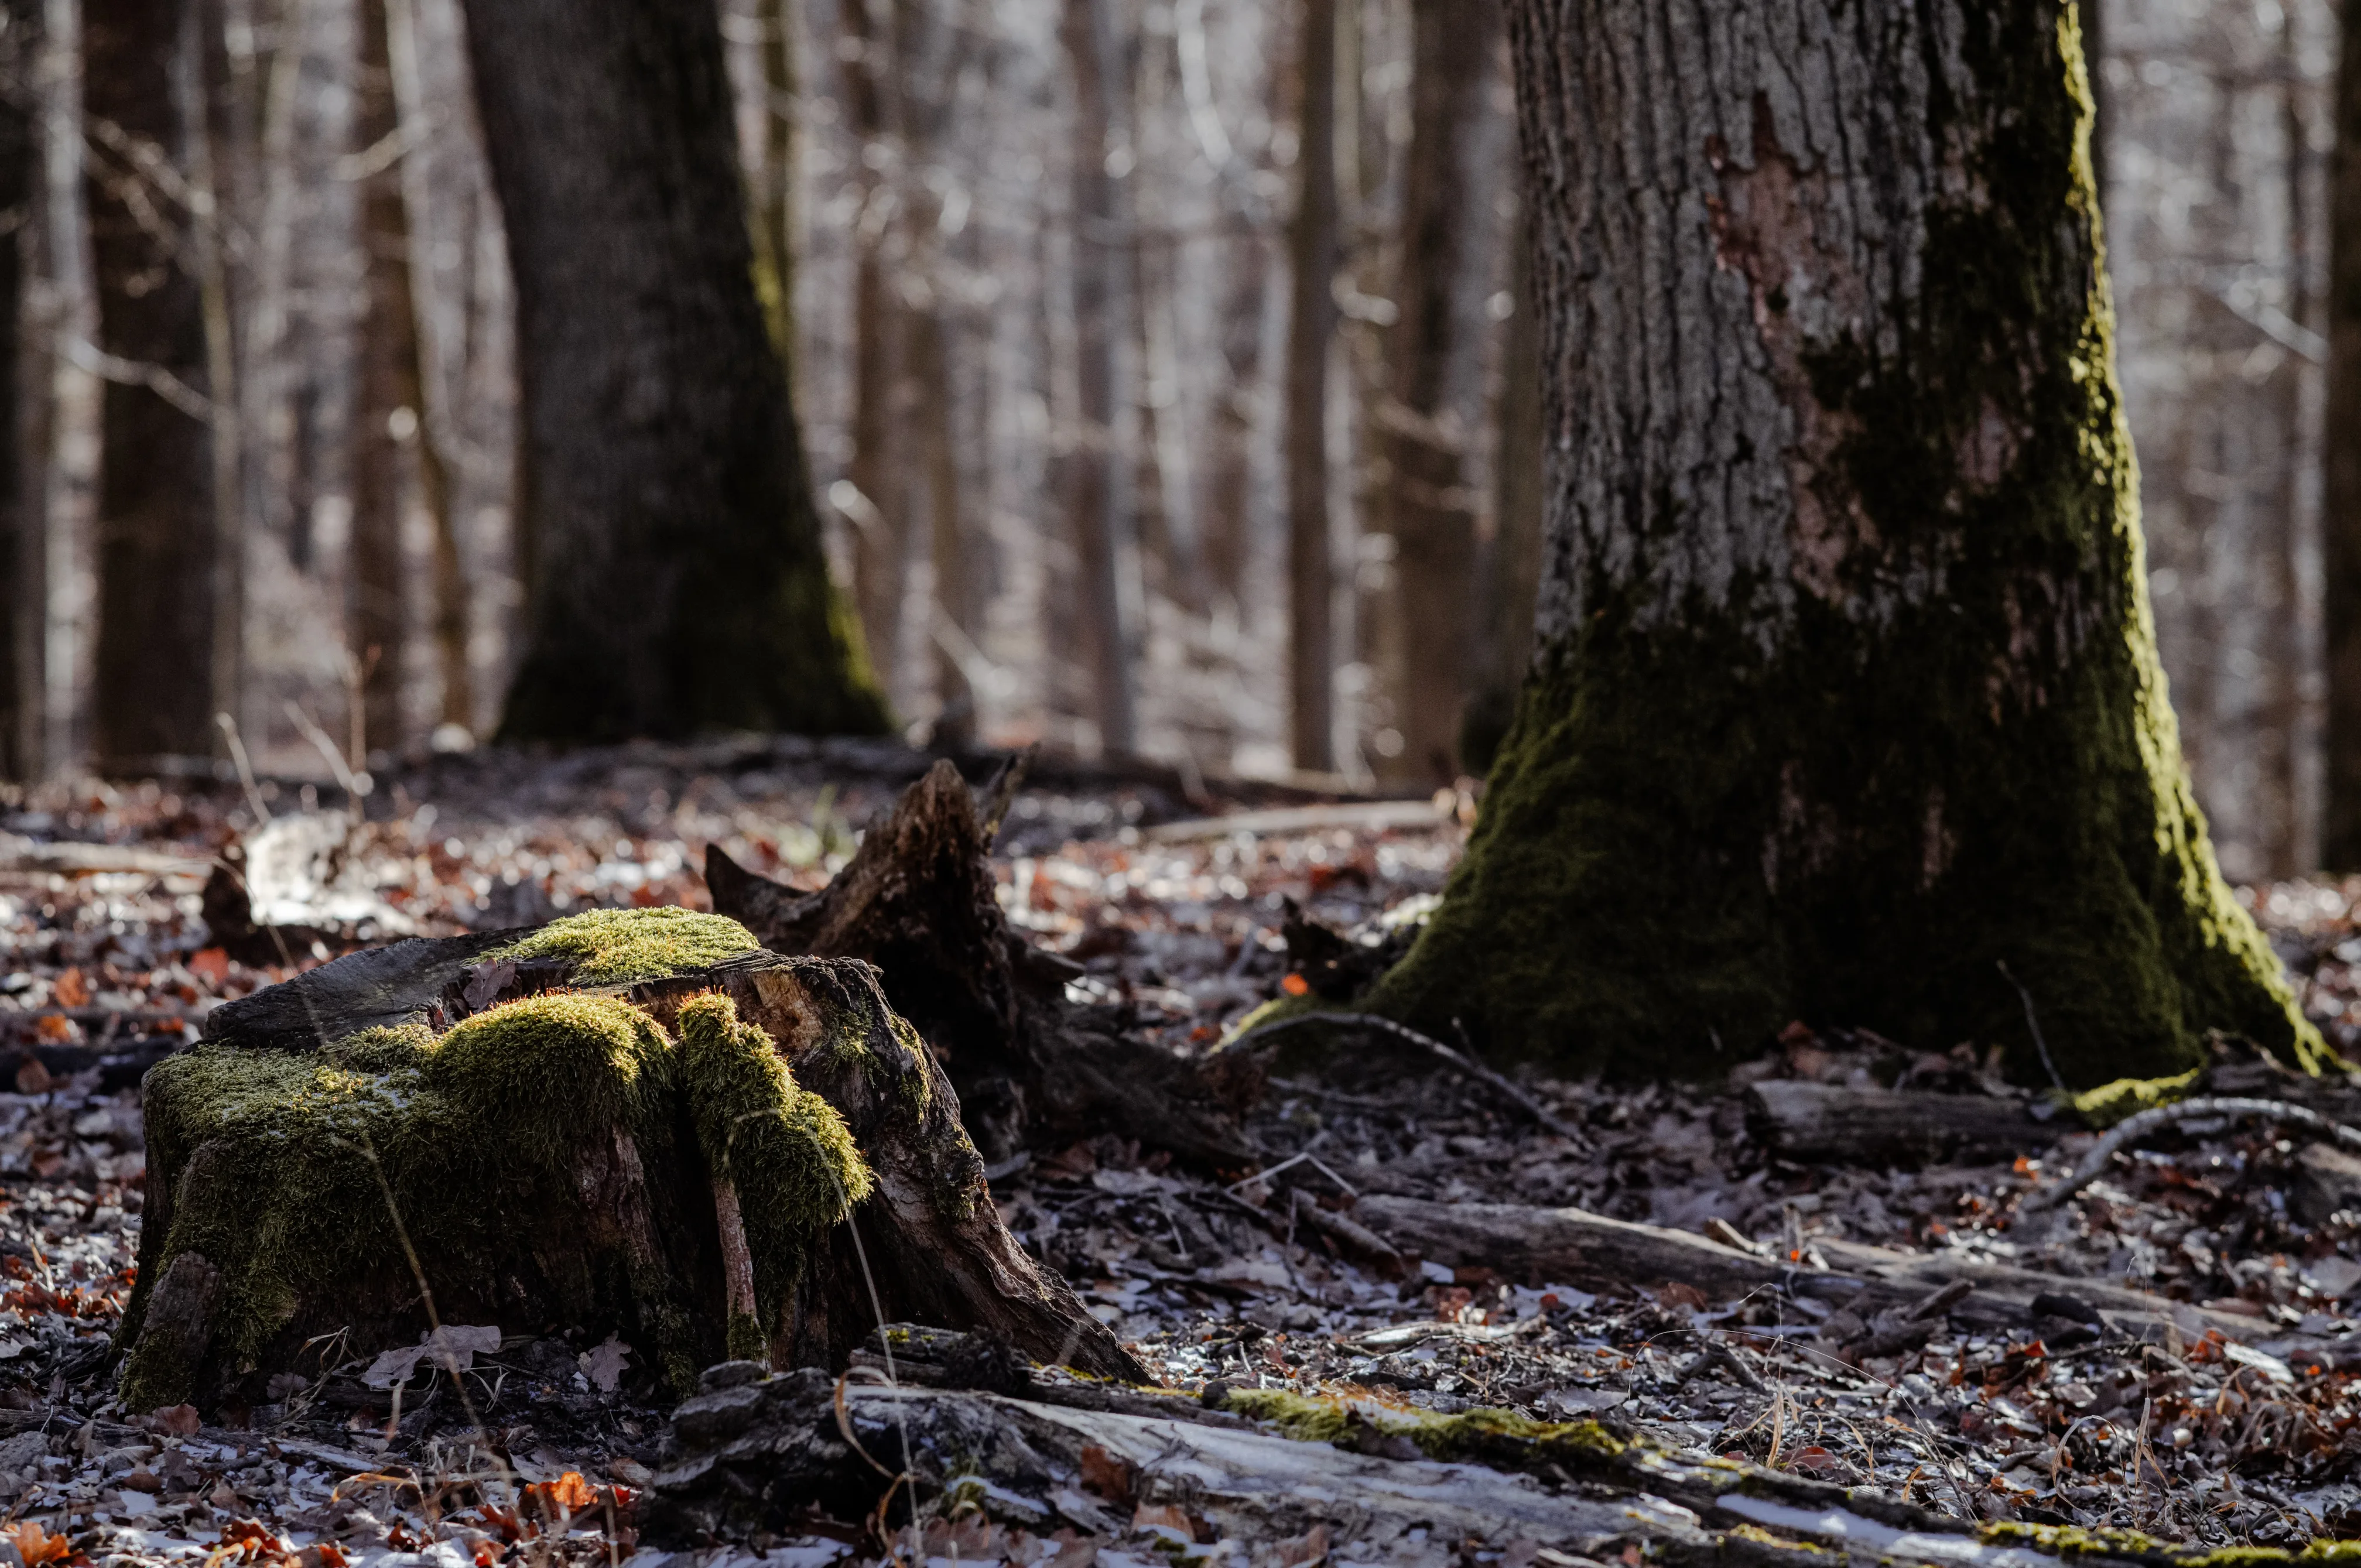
<box><xmin>86</xmin><ymin>0</ymin><xmax>216</xmax><ymax>769</ymax></box>
<box><xmin>704</xmin><ymin>759</ymin><xmax>1253</xmax><ymax>1169</ymax></box>
<box><xmin>461</xmin><ymin>0</ymin><xmax>885</xmax><ymax>743</ymax></box>
<box><xmin>2327</xmin><ymin>0</ymin><xmax>2361</xmax><ymax>868</ymax></box>
<box><xmin>1377</xmin><ymin>1</ymin><xmax>2317</xmax><ymax>1084</ymax></box>
<box><xmin>1284</xmin><ymin>0</ymin><xmax>1338</xmax><ymax>773</ymax></box>
<box><xmin>1374</xmin><ymin>0</ymin><xmax>1503</xmax><ymax>787</ymax></box>
<box><xmin>115</xmin><ymin>919</ymin><xmax>1137</xmax><ymax>1414</ymax></box>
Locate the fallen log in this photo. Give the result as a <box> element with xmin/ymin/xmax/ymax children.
<box><xmin>200</xmin><ymin>810</ymin><xmax>416</xmax><ymax>963</ymax></box>
<box><xmin>645</xmin><ymin>1355</ymin><xmax>2263</xmax><ymax>1566</ymax></box>
<box><xmin>1744</xmin><ymin>1080</ymin><xmax>2055</xmax><ymax>1166</ymax></box>
<box><xmin>114</xmin><ymin>905</ymin><xmax>1138</xmax><ymax>1415</ymax></box>
<box><xmin>705</xmin><ymin>759</ymin><xmax>1253</xmax><ymax>1168</ymax></box>
<box><xmin>1355</xmin><ymin>1195</ymin><xmax>2276</xmax><ymax>1346</ymax></box>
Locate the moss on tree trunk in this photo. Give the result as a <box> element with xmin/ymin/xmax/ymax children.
<box><xmin>1375</xmin><ymin>1</ymin><xmax>2322</xmax><ymax>1086</ymax></box>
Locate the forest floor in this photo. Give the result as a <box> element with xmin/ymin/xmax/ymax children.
<box><xmin>8</xmin><ymin>740</ymin><xmax>2361</xmax><ymax>1567</ymax></box>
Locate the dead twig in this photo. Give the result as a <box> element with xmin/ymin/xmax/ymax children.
<box><xmin>2022</xmin><ymin>1096</ymin><xmax>2361</xmax><ymax>1213</ymax></box>
<box><xmin>1230</xmin><ymin>1011</ymin><xmax>1583</xmax><ymax>1141</ymax></box>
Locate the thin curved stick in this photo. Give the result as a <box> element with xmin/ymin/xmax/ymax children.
<box><xmin>2021</xmin><ymin>1095</ymin><xmax>2361</xmax><ymax>1213</ymax></box>
<box><xmin>1229</xmin><ymin>1011</ymin><xmax>1583</xmax><ymax>1141</ymax></box>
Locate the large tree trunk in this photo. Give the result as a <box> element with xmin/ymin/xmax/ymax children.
<box><xmin>1375</xmin><ymin>1</ymin><xmax>2316</xmax><ymax>1085</ymax></box>
<box><xmin>1372</xmin><ymin>0</ymin><xmax>1503</xmax><ymax>788</ymax></box>
<box><xmin>2326</xmin><ymin>0</ymin><xmax>2361</xmax><ymax>868</ymax></box>
<box><xmin>85</xmin><ymin>0</ymin><xmax>216</xmax><ymax>771</ymax></box>
<box><xmin>461</xmin><ymin>0</ymin><xmax>885</xmax><ymax>744</ymax></box>
<box><xmin>1284</xmin><ymin>0</ymin><xmax>1337</xmax><ymax>774</ymax></box>
<box><xmin>114</xmin><ymin>912</ymin><xmax>1138</xmax><ymax>1415</ymax></box>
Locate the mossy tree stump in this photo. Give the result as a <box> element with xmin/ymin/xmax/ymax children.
<box><xmin>1374</xmin><ymin>1</ymin><xmax>2323</xmax><ymax>1087</ymax></box>
<box><xmin>117</xmin><ymin>908</ymin><xmax>1138</xmax><ymax>1414</ymax></box>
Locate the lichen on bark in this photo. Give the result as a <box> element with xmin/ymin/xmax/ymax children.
<box><xmin>1375</xmin><ymin>0</ymin><xmax>2321</xmax><ymax>1085</ymax></box>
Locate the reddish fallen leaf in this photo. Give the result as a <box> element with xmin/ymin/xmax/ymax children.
<box><xmin>8</xmin><ymin>1522</ymin><xmax>70</xmax><ymax>1566</ymax></box>
<box><xmin>295</xmin><ymin>1546</ymin><xmax>348</xmax><ymax>1568</ymax></box>
<box><xmin>1077</xmin><ymin>1443</ymin><xmax>1135</xmax><ymax>1508</ymax></box>
<box><xmin>525</xmin><ymin>1471</ymin><xmax>596</xmax><ymax>1519</ymax></box>
<box><xmin>1280</xmin><ymin>973</ymin><xmax>1310</xmax><ymax>997</ymax></box>
<box><xmin>189</xmin><ymin>947</ymin><xmax>230</xmax><ymax>985</ymax></box>
<box><xmin>145</xmin><ymin>1402</ymin><xmax>200</xmax><ymax>1436</ymax></box>
<box><xmin>50</xmin><ymin>969</ymin><xmax>88</xmax><ymax>1008</ymax></box>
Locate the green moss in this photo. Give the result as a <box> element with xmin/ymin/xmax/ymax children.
<box><xmin>1367</xmin><ymin>5</ymin><xmax>2319</xmax><ymax>1088</ymax></box>
<box><xmin>676</xmin><ymin>991</ymin><xmax>871</xmax><ymax>1330</ymax></box>
<box><xmin>489</xmin><ymin>907</ymin><xmax>759</xmax><ymax>986</ymax></box>
<box><xmin>121</xmin><ymin>982</ymin><xmax>873</xmax><ymax>1412</ymax></box>
<box><xmin>2072</xmin><ymin>1069</ymin><xmax>2201</xmax><ymax>1128</ymax></box>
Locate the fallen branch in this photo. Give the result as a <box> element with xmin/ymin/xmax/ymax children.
<box><xmin>1230</xmin><ymin>1011</ymin><xmax>1584</xmax><ymax>1141</ymax></box>
<box><xmin>2020</xmin><ymin>1095</ymin><xmax>2361</xmax><ymax>1213</ymax></box>
<box><xmin>647</xmin><ymin>1361</ymin><xmax>2297</xmax><ymax>1566</ymax></box>
<box><xmin>1744</xmin><ymin>1080</ymin><xmax>2052</xmax><ymax>1166</ymax></box>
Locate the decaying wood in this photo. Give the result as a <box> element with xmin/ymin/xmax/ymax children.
<box><xmin>704</xmin><ymin>759</ymin><xmax>1253</xmax><ymax>1168</ymax></box>
<box><xmin>1354</xmin><ymin>1195</ymin><xmax>2284</xmax><ymax>1348</ymax></box>
<box><xmin>199</xmin><ymin>810</ymin><xmax>418</xmax><ymax>963</ymax></box>
<box><xmin>1744</xmin><ymin>1080</ymin><xmax>2055</xmax><ymax>1166</ymax></box>
<box><xmin>127</xmin><ymin>936</ymin><xmax>1139</xmax><ymax>1409</ymax></box>
<box><xmin>645</xmin><ymin>1350</ymin><xmax>2254</xmax><ymax>1566</ymax></box>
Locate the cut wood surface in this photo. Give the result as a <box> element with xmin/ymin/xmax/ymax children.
<box><xmin>1744</xmin><ymin>1080</ymin><xmax>2055</xmax><ymax>1165</ymax></box>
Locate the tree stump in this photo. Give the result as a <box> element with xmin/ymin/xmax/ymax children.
<box><xmin>704</xmin><ymin>759</ymin><xmax>1254</xmax><ymax>1168</ymax></box>
<box><xmin>117</xmin><ymin>906</ymin><xmax>1138</xmax><ymax>1414</ymax></box>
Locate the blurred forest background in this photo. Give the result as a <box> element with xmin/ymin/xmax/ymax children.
<box><xmin>0</xmin><ymin>0</ymin><xmax>2339</xmax><ymax>879</ymax></box>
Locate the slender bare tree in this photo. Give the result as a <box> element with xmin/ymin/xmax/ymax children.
<box><xmin>1283</xmin><ymin>0</ymin><xmax>1336</xmax><ymax>773</ymax></box>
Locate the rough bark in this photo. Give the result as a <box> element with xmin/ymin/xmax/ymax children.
<box><xmin>1377</xmin><ymin>1</ymin><xmax>2316</xmax><ymax>1084</ymax></box>
<box><xmin>1373</xmin><ymin>0</ymin><xmax>1503</xmax><ymax>788</ymax></box>
<box><xmin>1060</xmin><ymin>0</ymin><xmax>1138</xmax><ymax>758</ymax></box>
<box><xmin>0</xmin><ymin>0</ymin><xmax>33</xmax><ymax>780</ymax></box>
<box><xmin>1284</xmin><ymin>0</ymin><xmax>1337</xmax><ymax>773</ymax></box>
<box><xmin>85</xmin><ymin>0</ymin><xmax>215</xmax><ymax>769</ymax></box>
<box><xmin>704</xmin><ymin>758</ymin><xmax>1253</xmax><ymax>1169</ymax></box>
<box><xmin>115</xmin><ymin>925</ymin><xmax>1137</xmax><ymax>1413</ymax></box>
<box><xmin>1741</xmin><ymin>1080</ymin><xmax>2051</xmax><ymax>1167</ymax></box>
<box><xmin>2327</xmin><ymin>0</ymin><xmax>2361</xmax><ymax>867</ymax></box>
<box><xmin>461</xmin><ymin>0</ymin><xmax>884</xmax><ymax>743</ymax></box>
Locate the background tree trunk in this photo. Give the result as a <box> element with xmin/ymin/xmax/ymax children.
<box><xmin>1284</xmin><ymin>0</ymin><xmax>1337</xmax><ymax>775</ymax></box>
<box><xmin>1463</xmin><ymin>208</ymin><xmax>1542</xmax><ymax>776</ymax></box>
<box><xmin>1373</xmin><ymin>0</ymin><xmax>1503</xmax><ymax>787</ymax></box>
<box><xmin>0</xmin><ymin>0</ymin><xmax>34</xmax><ymax>780</ymax></box>
<box><xmin>1060</xmin><ymin>0</ymin><xmax>1137</xmax><ymax>758</ymax></box>
<box><xmin>1378</xmin><ymin>0</ymin><xmax>2316</xmax><ymax>1086</ymax></box>
<box><xmin>86</xmin><ymin>0</ymin><xmax>216</xmax><ymax>770</ymax></box>
<box><xmin>2326</xmin><ymin>0</ymin><xmax>2361</xmax><ymax>867</ymax></box>
<box><xmin>462</xmin><ymin>0</ymin><xmax>884</xmax><ymax>743</ymax></box>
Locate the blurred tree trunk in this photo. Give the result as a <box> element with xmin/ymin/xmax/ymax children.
<box><xmin>462</xmin><ymin>0</ymin><xmax>884</xmax><ymax>742</ymax></box>
<box><xmin>85</xmin><ymin>0</ymin><xmax>216</xmax><ymax>769</ymax></box>
<box><xmin>2263</xmin><ymin>13</ymin><xmax>2309</xmax><ymax>878</ymax></box>
<box><xmin>2326</xmin><ymin>0</ymin><xmax>2361</xmax><ymax>867</ymax></box>
<box><xmin>0</xmin><ymin>0</ymin><xmax>35</xmax><ymax>780</ymax></box>
<box><xmin>1374</xmin><ymin>0</ymin><xmax>1501</xmax><ymax>786</ymax></box>
<box><xmin>1379</xmin><ymin>0</ymin><xmax>2317</xmax><ymax>1085</ymax></box>
<box><xmin>1283</xmin><ymin>0</ymin><xmax>1337</xmax><ymax>773</ymax></box>
<box><xmin>748</xmin><ymin>0</ymin><xmax>795</xmax><ymax>362</ymax></box>
<box><xmin>1462</xmin><ymin>207</ymin><xmax>1541</xmax><ymax>776</ymax></box>
<box><xmin>1202</xmin><ymin>239</ymin><xmax>1264</xmax><ymax>624</ymax></box>
<box><xmin>839</xmin><ymin>0</ymin><xmax>905</xmax><ymax>707</ymax></box>
<box><xmin>1060</xmin><ymin>0</ymin><xmax>1137</xmax><ymax>757</ymax></box>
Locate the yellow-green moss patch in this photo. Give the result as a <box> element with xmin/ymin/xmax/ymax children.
<box><xmin>2071</xmin><ymin>1069</ymin><xmax>2201</xmax><ymax>1128</ymax></box>
<box><xmin>1220</xmin><ymin>1386</ymin><xmax>1627</xmax><ymax>1466</ymax></box>
<box><xmin>489</xmin><ymin>906</ymin><xmax>759</xmax><ymax>985</ymax></box>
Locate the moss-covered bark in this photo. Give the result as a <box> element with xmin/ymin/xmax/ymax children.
<box><xmin>1376</xmin><ymin>1</ymin><xmax>2321</xmax><ymax>1084</ymax></box>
